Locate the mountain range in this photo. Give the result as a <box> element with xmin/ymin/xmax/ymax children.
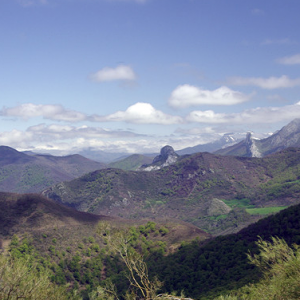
<box><xmin>2</xmin><ymin>119</ymin><xmax>300</xmax><ymax>299</ymax></box>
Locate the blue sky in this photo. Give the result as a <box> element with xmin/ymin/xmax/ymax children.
<box><xmin>1</xmin><ymin>0</ymin><xmax>300</xmax><ymax>156</ymax></box>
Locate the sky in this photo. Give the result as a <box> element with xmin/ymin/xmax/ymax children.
<box><xmin>1</xmin><ymin>0</ymin><xmax>300</xmax><ymax>157</ymax></box>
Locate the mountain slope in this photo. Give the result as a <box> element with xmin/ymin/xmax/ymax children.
<box><xmin>0</xmin><ymin>146</ymin><xmax>106</xmax><ymax>193</ymax></box>
<box><xmin>216</xmin><ymin>118</ymin><xmax>300</xmax><ymax>157</ymax></box>
<box><xmin>44</xmin><ymin>147</ymin><xmax>300</xmax><ymax>235</ymax></box>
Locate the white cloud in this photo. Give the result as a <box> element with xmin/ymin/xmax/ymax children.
<box><xmin>186</xmin><ymin>102</ymin><xmax>300</xmax><ymax>125</ymax></box>
<box><xmin>227</xmin><ymin>75</ymin><xmax>300</xmax><ymax>89</ymax></box>
<box><xmin>106</xmin><ymin>0</ymin><xmax>147</xmax><ymax>3</ymax></box>
<box><xmin>261</xmin><ymin>38</ymin><xmax>296</xmax><ymax>45</ymax></box>
<box><xmin>92</xmin><ymin>102</ymin><xmax>183</xmax><ymax>124</ymax></box>
<box><xmin>186</xmin><ymin>110</ymin><xmax>229</xmax><ymax>124</ymax></box>
<box><xmin>251</xmin><ymin>8</ymin><xmax>264</xmax><ymax>16</ymax></box>
<box><xmin>0</xmin><ymin>103</ymin><xmax>86</xmax><ymax>122</ymax></box>
<box><xmin>90</xmin><ymin>65</ymin><xmax>136</xmax><ymax>82</ymax></box>
<box><xmin>18</xmin><ymin>0</ymin><xmax>48</xmax><ymax>7</ymax></box>
<box><xmin>277</xmin><ymin>53</ymin><xmax>300</xmax><ymax>65</ymax></box>
<box><xmin>168</xmin><ymin>85</ymin><xmax>250</xmax><ymax>108</ymax></box>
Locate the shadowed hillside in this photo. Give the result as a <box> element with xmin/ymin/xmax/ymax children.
<box><xmin>0</xmin><ymin>192</ymin><xmax>209</xmax><ymax>254</ymax></box>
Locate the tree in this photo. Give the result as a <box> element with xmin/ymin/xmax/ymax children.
<box><xmin>215</xmin><ymin>236</ymin><xmax>300</xmax><ymax>300</ymax></box>
<box><xmin>0</xmin><ymin>254</ymin><xmax>81</xmax><ymax>300</ymax></box>
<box><xmin>96</xmin><ymin>222</ymin><xmax>162</xmax><ymax>300</ymax></box>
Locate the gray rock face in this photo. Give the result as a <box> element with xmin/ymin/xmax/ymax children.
<box><xmin>245</xmin><ymin>132</ymin><xmax>262</xmax><ymax>158</ymax></box>
<box><xmin>139</xmin><ymin>145</ymin><xmax>179</xmax><ymax>171</ymax></box>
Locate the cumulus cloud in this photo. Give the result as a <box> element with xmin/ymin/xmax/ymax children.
<box><xmin>0</xmin><ymin>103</ymin><xmax>87</xmax><ymax>122</ymax></box>
<box><xmin>92</xmin><ymin>102</ymin><xmax>183</xmax><ymax>124</ymax></box>
<box><xmin>277</xmin><ymin>53</ymin><xmax>300</xmax><ymax>65</ymax></box>
<box><xmin>90</xmin><ymin>65</ymin><xmax>136</xmax><ymax>82</ymax></box>
<box><xmin>168</xmin><ymin>85</ymin><xmax>250</xmax><ymax>108</ymax></box>
<box><xmin>227</xmin><ymin>75</ymin><xmax>300</xmax><ymax>89</ymax></box>
<box><xmin>186</xmin><ymin>102</ymin><xmax>300</xmax><ymax>125</ymax></box>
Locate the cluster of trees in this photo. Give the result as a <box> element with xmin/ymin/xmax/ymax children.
<box><xmin>215</xmin><ymin>237</ymin><xmax>300</xmax><ymax>300</ymax></box>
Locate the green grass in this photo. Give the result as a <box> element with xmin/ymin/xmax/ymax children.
<box><xmin>246</xmin><ymin>206</ymin><xmax>288</xmax><ymax>215</ymax></box>
<box><xmin>222</xmin><ymin>198</ymin><xmax>255</xmax><ymax>209</ymax></box>
<box><xmin>208</xmin><ymin>214</ymin><xmax>228</xmax><ymax>221</ymax></box>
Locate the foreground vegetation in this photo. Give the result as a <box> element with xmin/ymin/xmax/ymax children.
<box><xmin>2</xmin><ymin>194</ymin><xmax>300</xmax><ymax>299</ymax></box>
<box><xmin>2</xmin><ymin>234</ymin><xmax>300</xmax><ymax>300</ymax></box>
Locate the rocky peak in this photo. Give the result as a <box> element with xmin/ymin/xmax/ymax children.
<box><xmin>152</xmin><ymin>145</ymin><xmax>177</xmax><ymax>164</ymax></box>
<box><xmin>139</xmin><ymin>145</ymin><xmax>179</xmax><ymax>171</ymax></box>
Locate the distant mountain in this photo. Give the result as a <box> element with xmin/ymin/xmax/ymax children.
<box><xmin>0</xmin><ymin>146</ymin><xmax>106</xmax><ymax>193</ymax></box>
<box><xmin>43</xmin><ymin>147</ymin><xmax>300</xmax><ymax>235</ymax></box>
<box><xmin>108</xmin><ymin>154</ymin><xmax>153</xmax><ymax>170</ymax></box>
<box><xmin>77</xmin><ymin>148</ymin><xmax>129</xmax><ymax>163</ymax></box>
<box><xmin>216</xmin><ymin>118</ymin><xmax>300</xmax><ymax>157</ymax></box>
<box><xmin>177</xmin><ymin>133</ymin><xmax>243</xmax><ymax>155</ymax></box>
<box><xmin>138</xmin><ymin>145</ymin><xmax>179</xmax><ymax>171</ymax></box>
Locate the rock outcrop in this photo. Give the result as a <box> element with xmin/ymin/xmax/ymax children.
<box><xmin>139</xmin><ymin>145</ymin><xmax>179</xmax><ymax>171</ymax></box>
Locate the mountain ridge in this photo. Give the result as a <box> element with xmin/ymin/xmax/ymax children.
<box><xmin>43</xmin><ymin>147</ymin><xmax>300</xmax><ymax>235</ymax></box>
